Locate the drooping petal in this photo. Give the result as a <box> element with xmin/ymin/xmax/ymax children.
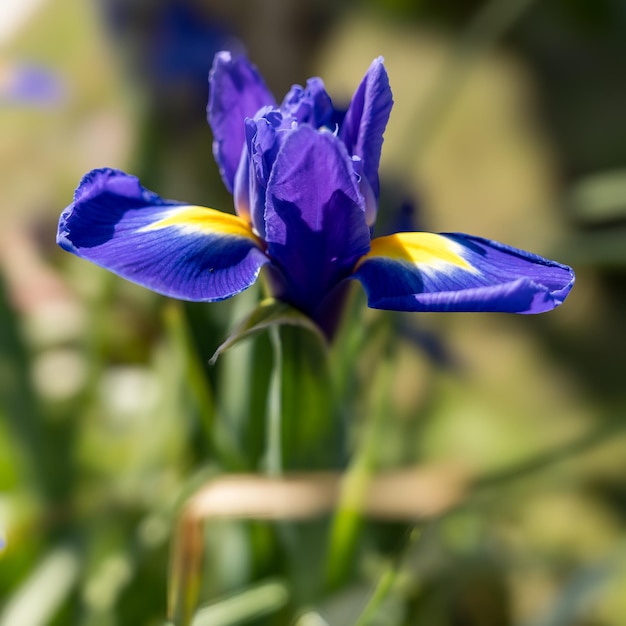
<box><xmin>208</xmin><ymin>51</ymin><xmax>275</xmax><ymax>192</ymax></box>
<box><xmin>57</xmin><ymin>168</ymin><xmax>269</xmax><ymax>301</ymax></box>
<box><xmin>264</xmin><ymin>126</ymin><xmax>371</xmax><ymax>316</ymax></box>
<box><xmin>339</xmin><ymin>57</ymin><xmax>393</xmax><ymax>204</ymax></box>
<box><xmin>354</xmin><ymin>232</ymin><xmax>575</xmax><ymax>313</ymax></box>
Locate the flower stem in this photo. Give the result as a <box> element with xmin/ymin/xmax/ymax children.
<box><xmin>352</xmin><ymin>527</ymin><xmax>422</xmax><ymax>626</ymax></box>
<box><xmin>266</xmin><ymin>325</ymin><xmax>284</xmax><ymax>476</ymax></box>
<box><xmin>325</xmin><ymin>353</ymin><xmax>393</xmax><ymax>589</ymax></box>
<box><xmin>352</xmin><ymin>567</ymin><xmax>397</xmax><ymax>626</ymax></box>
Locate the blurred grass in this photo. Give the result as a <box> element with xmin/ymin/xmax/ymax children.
<box><xmin>1</xmin><ymin>0</ymin><xmax>626</xmax><ymax>625</ymax></box>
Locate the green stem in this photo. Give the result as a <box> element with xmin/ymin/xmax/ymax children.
<box><xmin>353</xmin><ymin>527</ymin><xmax>422</xmax><ymax>626</ymax></box>
<box><xmin>266</xmin><ymin>325</ymin><xmax>283</xmax><ymax>476</ymax></box>
<box><xmin>353</xmin><ymin>569</ymin><xmax>396</xmax><ymax>626</ymax></box>
<box><xmin>325</xmin><ymin>354</ymin><xmax>393</xmax><ymax>589</ymax></box>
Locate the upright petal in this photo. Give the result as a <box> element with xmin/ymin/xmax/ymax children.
<box><xmin>232</xmin><ymin>145</ymin><xmax>252</xmax><ymax>223</ymax></box>
<box><xmin>243</xmin><ymin>114</ymin><xmax>282</xmax><ymax>238</ymax></box>
<box><xmin>339</xmin><ymin>57</ymin><xmax>393</xmax><ymax>203</ymax></box>
<box><xmin>208</xmin><ymin>51</ymin><xmax>275</xmax><ymax>192</ymax></box>
<box><xmin>354</xmin><ymin>232</ymin><xmax>574</xmax><ymax>313</ymax></box>
<box><xmin>280</xmin><ymin>77</ymin><xmax>334</xmax><ymax>128</ymax></box>
<box><xmin>264</xmin><ymin>126</ymin><xmax>371</xmax><ymax>316</ymax></box>
<box><xmin>57</xmin><ymin>168</ymin><xmax>269</xmax><ymax>301</ymax></box>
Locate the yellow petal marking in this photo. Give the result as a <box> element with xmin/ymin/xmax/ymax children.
<box><xmin>358</xmin><ymin>232</ymin><xmax>473</xmax><ymax>270</ymax></box>
<box><xmin>142</xmin><ymin>205</ymin><xmax>263</xmax><ymax>246</ymax></box>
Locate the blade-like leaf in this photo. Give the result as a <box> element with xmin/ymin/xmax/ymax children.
<box><xmin>0</xmin><ymin>276</ymin><xmax>48</xmax><ymax>494</ymax></box>
<box><xmin>0</xmin><ymin>546</ymin><xmax>80</xmax><ymax>626</ymax></box>
<box><xmin>210</xmin><ymin>299</ymin><xmax>325</xmax><ymax>365</ymax></box>
<box><xmin>190</xmin><ymin>580</ymin><xmax>289</xmax><ymax>626</ymax></box>
<box><xmin>164</xmin><ymin>302</ymin><xmax>246</xmax><ymax>471</ymax></box>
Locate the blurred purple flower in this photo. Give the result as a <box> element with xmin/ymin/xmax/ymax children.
<box><xmin>0</xmin><ymin>60</ymin><xmax>65</xmax><ymax>107</ymax></box>
<box><xmin>98</xmin><ymin>0</ymin><xmax>239</xmax><ymax>108</ymax></box>
<box><xmin>57</xmin><ymin>52</ymin><xmax>574</xmax><ymax>336</ymax></box>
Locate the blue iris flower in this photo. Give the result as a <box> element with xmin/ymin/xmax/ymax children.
<box><xmin>57</xmin><ymin>52</ymin><xmax>574</xmax><ymax>336</ymax></box>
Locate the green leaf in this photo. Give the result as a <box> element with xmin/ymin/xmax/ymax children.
<box><xmin>163</xmin><ymin>302</ymin><xmax>246</xmax><ymax>471</ymax></box>
<box><xmin>190</xmin><ymin>580</ymin><xmax>289</xmax><ymax>626</ymax></box>
<box><xmin>0</xmin><ymin>545</ymin><xmax>81</xmax><ymax>626</ymax></box>
<box><xmin>215</xmin><ymin>288</ymin><xmax>270</xmax><ymax>469</ymax></box>
<box><xmin>0</xmin><ymin>275</ymin><xmax>49</xmax><ymax>496</ymax></box>
<box><xmin>209</xmin><ymin>299</ymin><xmax>326</xmax><ymax>365</ymax></box>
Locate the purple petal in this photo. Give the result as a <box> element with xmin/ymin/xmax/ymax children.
<box><xmin>339</xmin><ymin>57</ymin><xmax>393</xmax><ymax>203</ymax></box>
<box><xmin>241</xmin><ymin>113</ymin><xmax>284</xmax><ymax>237</ymax></box>
<box><xmin>264</xmin><ymin>126</ymin><xmax>371</xmax><ymax>315</ymax></box>
<box><xmin>208</xmin><ymin>51</ymin><xmax>275</xmax><ymax>192</ymax></box>
<box><xmin>354</xmin><ymin>232</ymin><xmax>574</xmax><ymax>313</ymax></box>
<box><xmin>57</xmin><ymin>168</ymin><xmax>269</xmax><ymax>301</ymax></box>
<box><xmin>280</xmin><ymin>77</ymin><xmax>334</xmax><ymax>127</ymax></box>
<box><xmin>233</xmin><ymin>145</ymin><xmax>252</xmax><ymax>223</ymax></box>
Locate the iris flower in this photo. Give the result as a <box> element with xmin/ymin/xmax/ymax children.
<box><xmin>57</xmin><ymin>52</ymin><xmax>574</xmax><ymax>337</ymax></box>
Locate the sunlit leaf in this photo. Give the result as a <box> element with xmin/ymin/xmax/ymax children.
<box><xmin>209</xmin><ymin>299</ymin><xmax>325</xmax><ymax>365</ymax></box>
<box><xmin>190</xmin><ymin>579</ymin><xmax>289</xmax><ymax>626</ymax></box>
<box><xmin>0</xmin><ymin>546</ymin><xmax>80</xmax><ymax>626</ymax></box>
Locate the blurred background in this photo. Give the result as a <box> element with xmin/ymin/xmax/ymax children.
<box><xmin>1</xmin><ymin>0</ymin><xmax>625</xmax><ymax>624</ymax></box>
